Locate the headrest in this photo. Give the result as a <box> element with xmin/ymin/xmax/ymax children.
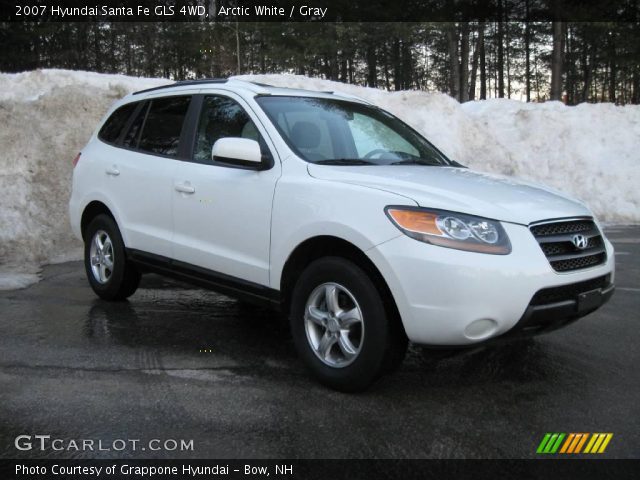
<box><xmin>290</xmin><ymin>121</ymin><xmax>321</xmax><ymax>149</ymax></box>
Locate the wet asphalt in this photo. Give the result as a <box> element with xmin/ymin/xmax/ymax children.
<box><xmin>0</xmin><ymin>227</ymin><xmax>638</xmax><ymax>460</ymax></box>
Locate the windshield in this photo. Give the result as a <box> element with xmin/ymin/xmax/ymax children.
<box><xmin>255</xmin><ymin>96</ymin><xmax>454</xmax><ymax>166</ymax></box>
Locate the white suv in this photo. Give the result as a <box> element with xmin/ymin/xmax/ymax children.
<box><xmin>70</xmin><ymin>79</ymin><xmax>615</xmax><ymax>391</ymax></box>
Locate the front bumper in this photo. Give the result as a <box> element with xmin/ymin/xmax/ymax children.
<box><xmin>500</xmin><ymin>275</ymin><xmax>615</xmax><ymax>339</ymax></box>
<box><xmin>367</xmin><ymin>222</ymin><xmax>615</xmax><ymax>346</ymax></box>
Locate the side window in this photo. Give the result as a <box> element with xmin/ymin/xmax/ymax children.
<box><xmin>138</xmin><ymin>96</ymin><xmax>191</xmax><ymax>157</ymax></box>
<box><xmin>98</xmin><ymin>102</ymin><xmax>137</xmax><ymax>144</ymax></box>
<box><xmin>194</xmin><ymin>95</ymin><xmax>263</xmax><ymax>164</ymax></box>
<box><xmin>122</xmin><ymin>102</ymin><xmax>148</xmax><ymax>149</ymax></box>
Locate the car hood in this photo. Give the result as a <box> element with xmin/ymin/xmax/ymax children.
<box><xmin>307</xmin><ymin>164</ymin><xmax>591</xmax><ymax>225</ymax></box>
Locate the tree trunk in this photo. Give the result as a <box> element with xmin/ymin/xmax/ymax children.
<box><xmin>393</xmin><ymin>38</ymin><xmax>401</xmax><ymax>90</ymax></box>
<box><xmin>235</xmin><ymin>21</ymin><xmax>241</xmax><ymax>75</ymax></box>
<box><xmin>479</xmin><ymin>22</ymin><xmax>486</xmax><ymax>100</ymax></box>
<box><xmin>525</xmin><ymin>22</ymin><xmax>531</xmax><ymax>102</ymax></box>
<box><xmin>366</xmin><ymin>45</ymin><xmax>377</xmax><ymax>87</ymax></box>
<box><xmin>460</xmin><ymin>23</ymin><xmax>470</xmax><ymax>103</ymax></box>
<box><xmin>93</xmin><ymin>23</ymin><xmax>101</xmax><ymax>71</ymax></box>
<box><xmin>608</xmin><ymin>36</ymin><xmax>617</xmax><ymax>103</ymax></box>
<box><xmin>550</xmin><ymin>21</ymin><xmax>564</xmax><ymax>101</ymax></box>
<box><xmin>447</xmin><ymin>23</ymin><xmax>460</xmax><ymax>100</ymax></box>
<box><xmin>401</xmin><ymin>42</ymin><xmax>412</xmax><ymax>90</ymax></box>
<box><xmin>339</xmin><ymin>55</ymin><xmax>347</xmax><ymax>83</ymax></box>
<box><xmin>565</xmin><ymin>24</ymin><xmax>574</xmax><ymax>105</ymax></box>
<box><xmin>581</xmin><ymin>47</ymin><xmax>593</xmax><ymax>103</ymax></box>
<box><xmin>348</xmin><ymin>58</ymin><xmax>354</xmax><ymax>84</ymax></box>
<box><xmin>632</xmin><ymin>67</ymin><xmax>639</xmax><ymax>104</ymax></box>
<box><xmin>383</xmin><ymin>44</ymin><xmax>391</xmax><ymax>90</ymax></box>
<box><xmin>469</xmin><ymin>27</ymin><xmax>480</xmax><ymax>101</ymax></box>
<box><xmin>497</xmin><ymin>2</ymin><xmax>505</xmax><ymax>97</ymax></box>
<box><xmin>534</xmin><ymin>50</ymin><xmax>541</xmax><ymax>101</ymax></box>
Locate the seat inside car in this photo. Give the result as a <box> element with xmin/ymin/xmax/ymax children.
<box><xmin>290</xmin><ymin>121</ymin><xmax>323</xmax><ymax>161</ymax></box>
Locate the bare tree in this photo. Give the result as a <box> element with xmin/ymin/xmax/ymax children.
<box><xmin>479</xmin><ymin>22</ymin><xmax>486</xmax><ymax>100</ymax></box>
<box><xmin>447</xmin><ymin>23</ymin><xmax>460</xmax><ymax>100</ymax></box>
<box><xmin>497</xmin><ymin>1</ymin><xmax>505</xmax><ymax>97</ymax></box>
<box><xmin>460</xmin><ymin>23</ymin><xmax>470</xmax><ymax>102</ymax></box>
<box><xmin>550</xmin><ymin>21</ymin><xmax>564</xmax><ymax>101</ymax></box>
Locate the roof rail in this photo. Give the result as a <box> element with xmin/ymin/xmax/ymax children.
<box><xmin>132</xmin><ymin>78</ymin><xmax>229</xmax><ymax>95</ymax></box>
<box><xmin>330</xmin><ymin>90</ymin><xmax>372</xmax><ymax>104</ymax></box>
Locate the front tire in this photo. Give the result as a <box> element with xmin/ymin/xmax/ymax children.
<box><xmin>289</xmin><ymin>257</ymin><xmax>407</xmax><ymax>392</ymax></box>
<box><xmin>84</xmin><ymin>214</ymin><xmax>140</xmax><ymax>301</ymax></box>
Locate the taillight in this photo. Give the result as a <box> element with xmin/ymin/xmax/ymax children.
<box><xmin>72</xmin><ymin>152</ymin><xmax>81</xmax><ymax>168</ymax></box>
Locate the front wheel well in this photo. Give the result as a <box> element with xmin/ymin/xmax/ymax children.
<box><xmin>280</xmin><ymin>236</ymin><xmax>406</xmax><ymax>337</ymax></box>
<box><xmin>80</xmin><ymin>201</ymin><xmax>115</xmax><ymax>240</ymax></box>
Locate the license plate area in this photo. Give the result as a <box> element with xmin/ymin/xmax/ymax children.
<box><xmin>577</xmin><ymin>289</ymin><xmax>602</xmax><ymax>313</ymax></box>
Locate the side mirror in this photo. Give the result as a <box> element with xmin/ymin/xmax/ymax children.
<box><xmin>211</xmin><ymin>137</ymin><xmax>263</xmax><ymax>169</ymax></box>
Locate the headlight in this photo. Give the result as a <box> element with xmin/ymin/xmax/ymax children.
<box><xmin>385</xmin><ymin>206</ymin><xmax>511</xmax><ymax>254</ymax></box>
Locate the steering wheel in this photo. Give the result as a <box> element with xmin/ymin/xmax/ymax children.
<box><xmin>363</xmin><ymin>148</ymin><xmax>392</xmax><ymax>159</ymax></box>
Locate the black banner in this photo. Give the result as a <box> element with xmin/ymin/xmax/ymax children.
<box><xmin>1</xmin><ymin>0</ymin><xmax>640</xmax><ymax>22</ymax></box>
<box><xmin>2</xmin><ymin>459</ymin><xmax>640</xmax><ymax>480</ymax></box>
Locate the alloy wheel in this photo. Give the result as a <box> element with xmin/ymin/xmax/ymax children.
<box><xmin>304</xmin><ymin>282</ymin><xmax>365</xmax><ymax>368</ymax></box>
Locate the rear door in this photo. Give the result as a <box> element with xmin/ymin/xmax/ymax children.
<box><xmin>171</xmin><ymin>93</ymin><xmax>281</xmax><ymax>287</ymax></box>
<box><xmin>101</xmin><ymin>95</ymin><xmax>193</xmax><ymax>258</ymax></box>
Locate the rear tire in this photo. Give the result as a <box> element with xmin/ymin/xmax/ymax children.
<box><xmin>289</xmin><ymin>256</ymin><xmax>407</xmax><ymax>392</ymax></box>
<box><xmin>84</xmin><ymin>214</ymin><xmax>140</xmax><ymax>301</ymax></box>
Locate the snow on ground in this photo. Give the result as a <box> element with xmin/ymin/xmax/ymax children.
<box><xmin>0</xmin><ymin>270</ymin><xmax>41</xmax><ymax>290</ymax></box>
<box><xmin>0</xmin><ymin>69</ymin><xmax>638</xmax><ymax>289</ymax></box>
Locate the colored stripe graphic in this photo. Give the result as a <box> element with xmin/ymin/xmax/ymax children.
<box><xmin>574</xmin><ymin>433</ymin><xmax>588</xmax><ymax>453</ymax></box>
<box><xmin>537</xmin><ymin>433</ymin><xmax>565</xmax><ymax>454</ymax></box>
<box><xmin>560</xmin><ymin>433</ymin><xmax>575</xmax><ymax>453</ymax></box>
<box><xmin>550</xmin><ymin>433</ymin><xmax>565</xmax><ymax>453</ymax></box>
<box><xmin>572</xmin><ymin>434</ymin><xmax>583</xmax><ymax>453</ymax></box>
<box><xmin>537</xmin><ymin>433</ymin><xmax>552</xmax><ymax>454</ymax></box>
<box><xmin>584</xmin><ymin>433</ymin><xmax>614</xmax><ymax>454</ymax></box>
<box><xmin>583</xmin><ymin>434</ymin><xmax>599</xmax><ymax>453</ymax></box>
<box><xmin>597</xmin><ymin>434</ymin><xmax>613</xmax><ymax>453</ymax></box>
<box><xmin>538</xmin><ymin>433</ymin><xmax>613</xmax><ymax>454</ymax></box>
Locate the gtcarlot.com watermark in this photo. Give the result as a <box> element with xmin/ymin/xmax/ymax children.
<box><xmin>15</xmin><ymin>435</ymin><xmax>194</xmax><ymax>452</ymax></box>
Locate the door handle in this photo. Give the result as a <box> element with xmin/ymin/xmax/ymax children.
<box><xmin>105</xmin><ymin>166</ymin><xmax>120</xmax><ymax>176</ymax></box>
<box><xmin>175</xmin><ymin>182</ymin><xmax>196</xmax><ymax>194</ymax></box>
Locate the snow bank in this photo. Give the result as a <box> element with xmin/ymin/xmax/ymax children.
<box><xmin>0</xmin><ymin>70</ymin><xmax>165</xmax><ymax>289</ymax></box>
<box><xmin>0</xmin><ymin>70</ymin><xmax>638</xmax><ymax>289</ymax></box>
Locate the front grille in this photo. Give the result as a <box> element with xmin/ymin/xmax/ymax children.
<box><xmin>530</xmin><ymin>218</ymin><xmax>607</xmax><ymax>272</ymax></box>
<box><xmin>530</xmin><ymin>275</ymin><xmax>610</xmax><ymax>306</ymax></box>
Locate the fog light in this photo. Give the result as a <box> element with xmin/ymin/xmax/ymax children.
<box><xmin>464</xmin><ymin>318</ymin><xmax>498</xmax><ymax>340</ymax></box>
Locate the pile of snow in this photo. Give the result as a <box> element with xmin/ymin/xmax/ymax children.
<box><xmin>0</xmin><ymin>70</ymin><xmax>166</xmax><ymax>289</ymax></box>
<box><xmin>0</xmin><ymin>70</ymin><xmax>638</xmax><ymax>289</ymax></box>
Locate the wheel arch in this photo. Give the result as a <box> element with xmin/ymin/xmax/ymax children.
<box><xmin>279</xmin><ymin>235</ymin><xmax>406</xmax><ymax>338</ymax></box>
<box><xmin>80</xmin><ymin>201</ymin><xmax>117</xmax><ymax>241</ymax></box>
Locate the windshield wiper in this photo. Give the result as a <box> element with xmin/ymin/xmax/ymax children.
<box><xmin>389</xmin><ymin>159</ymin><xmax>439</xmax><ymax>166</ymax></box>
<box><xmin>313</xmin><ymin>159</ymin><xmax>376</xmax><ymax>166</ymax></box>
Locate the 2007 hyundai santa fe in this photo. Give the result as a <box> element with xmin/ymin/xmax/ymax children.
<box><xmin>69</xmin><ymin>79</ymin><xmax>615</xmax><ymax>391</ymax></box>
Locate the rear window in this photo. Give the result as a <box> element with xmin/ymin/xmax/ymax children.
<box><xmin>98</xmin><ymin>102</ymin><xmax>137</xmax><ymax>144</ymax></box>
<box><xmin>138</xmin><ymin>96</ymin><xmax>191</xmax><ymax>157</ymax></box>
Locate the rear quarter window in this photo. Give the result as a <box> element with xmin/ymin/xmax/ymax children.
<box><xmin>138</xmin><ymin>96</ymin><xmax>191</xmax><ymax>157</ymax></box>
<box><xmin>98</xmin><ymin>102</ymin><xmax>138</xmax><ymax>144</ymax></box>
